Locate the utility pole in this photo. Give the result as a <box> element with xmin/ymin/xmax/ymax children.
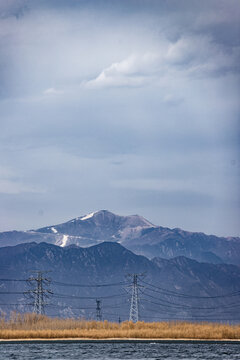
<box><xmin>127</xmin><ymin>273</ymin><xmax>144</xmax><ymax>323</ymax></box>
<box><xmin>26</xmin><ymin>271</ymin><xmax>52</xmax><ymax>315</ymax></box>
<box><xmin>96</xmin><ymin>299</ymin><xmax>102</xmax><ymax>321</ymax></box>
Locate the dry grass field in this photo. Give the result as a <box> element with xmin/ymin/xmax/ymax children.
<box><xmin>0</xmin><ymin>312</ymin><xmax>239</xmax><ymax>340</ymax></box>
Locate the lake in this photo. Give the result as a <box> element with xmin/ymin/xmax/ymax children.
<box><xmin>0</xmin><ymin>341</ymin><xmax>239</xmax><ymax>359</ymax></box>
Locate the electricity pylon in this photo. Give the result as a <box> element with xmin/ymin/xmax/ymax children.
<box><xmin>96</xmin><ymin>299</ymin><xmax>102</xmax><ymax>321</ymax></box>
<box><xmin>127</xmin><ymin>273</ymin><xmax>144</xmax><ymax>323</ymax></box>
<box><xmin>26</xmin><ymin>270</ymin><xmax>52</xmax><ymax>315</ymax></box>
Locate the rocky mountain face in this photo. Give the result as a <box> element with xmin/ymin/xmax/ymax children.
<box><xmin>37</xmin><ymin>210</ymin><xmax>155</xmax><ymax>239</ymax></box>
<box><xmin>0</xmin><ymin>241</ymin><xmax>240</xmax><ymax>322</ymax></box>
<box><xmin>0</xmin><ymin>210</ymin><xmax>239</xmax><ymax>265</ymax></box>
<box><xmin>123</xmin><ymin>227</ymin><xmax>240</xmax><ymax>265</ymax></box>
<box><xmin>0</xmin><ymin>210</ymin><xmax>154</xmax><ymax>248</ymax></box>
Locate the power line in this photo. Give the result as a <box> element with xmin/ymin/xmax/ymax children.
<box><xmin>52</xmin><ymin>280</ymin><xmax>129</xmax><ymax>287</ymax></box>
<box><xmin>0</xmin><ymin>292</ymin><xmax>24</xmax><ymax>294</ymax></box>
<box><xmin>48</xmin><ymin>304</ymin><xmax>96</xmax><ymax>310</ymax></box>
<box><xmin>47</xmin><ymin>302</ymin><xmax>128</xmax><ymax>310</ymax></box>
<box><xmin>139</xmin><ymin>279</ymin><xmax>240</xmax><ymax>299</ymax></box>
<box><xmin>0</xmin><ymin>303</ymin><xmax>32</xmax><ymax>306</ymax></box>
<box><xmin>52</xmin><ymin>292</ymin><xmax>127</xmax><ymax>300</ymax></box>
<box><xmin>142</xmin><ymin>304</ymin><xmax>239</xmax><ymax>316</ymax></box>
<box><xmin>0</xmin><ymin>279</ymin><xmax>26</xmax><ymax>282</ymax></box>
<box><xmin>1</xmin><ymin>273</ymin><xmax>239</xmax><ymax>323</ymax></box>
<box><xmin>139</xmin><ymin>313</ymin><xmax>240</xmax><ymax>322</ymax></box>
<box><xmin>141</xmin><ymin>295</ymin><xmax>240</xmax><ymax>310</ymax></box>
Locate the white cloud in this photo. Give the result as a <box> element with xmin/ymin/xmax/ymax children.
<box><xmin>85</xmin><ymin>35</ymin><xmax>238</xmax><ymax>89</ymax></box>
<box><xmin>85</xmin><ymin>53</ymin><xmax>162</xmax><ymax>89</ymax></box>
<box><xmin>43</xmin><ymin>87</ymin><xmax>64</xmax><ymax>95</ymax></box>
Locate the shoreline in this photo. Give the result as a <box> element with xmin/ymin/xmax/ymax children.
<box><xmin>1</xmin><ymin>338</ymin><xmax>240</xmax><ymax>344</ymax></box>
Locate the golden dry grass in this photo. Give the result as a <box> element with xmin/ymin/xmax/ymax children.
<box><xmin>0</xmin><ymin>312</ymin><xmax>239</xmax><ymax>340</ymax></box>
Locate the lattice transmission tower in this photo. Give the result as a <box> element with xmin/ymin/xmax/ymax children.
<box><xmin>26</xmin><ymin>270</ymin><xmax>52</xmax><ymax>315</ymax></box>
<box><xmin>127</xmin><ymin>273</ymin><xmax>144</xmax><ymax>323</ymax></box>
<box><xmin>96</xmin><ymin>299</ymin><xmax>102</xmax><ymax>321</ymax></box>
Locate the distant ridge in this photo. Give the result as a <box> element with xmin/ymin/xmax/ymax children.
<box><xmin>1</xmin><ymin>241</ymin><xmax>240</xmax><ymax>321</ymax></box>
<box><xmin>0</xmin><ymin>210</ymin><xmax>240</xmax><ymax>265</ymax></box>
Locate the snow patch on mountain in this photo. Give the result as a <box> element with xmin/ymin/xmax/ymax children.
<box><xmin>51</xmin><ymin>227</ymin><xmax>58</xmax><ymax>233</ymax></box>
<box><xmin>61</xmin><ymin>235</ymin><xmax>69</xmax><ymax>247</ymax></box>
<box><xmin>80</xmin><ymin>212</ymin><xmax>95</xmax><ymax>221</ymax></box>
<box><xmin>55</xmin><ymin>234</ymin><xmax>69</xmax><ymax>247</ymax></box>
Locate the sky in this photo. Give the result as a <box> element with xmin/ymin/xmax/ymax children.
<box><xmin>0</xmin><ymin>0</ymin><xmax>239</xmax><ymax>237</ymax></box>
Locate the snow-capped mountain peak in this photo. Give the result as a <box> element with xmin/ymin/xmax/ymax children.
<box><xmin>1</xmin><ymin>210</ymin><xmax>240</xmax><ymax>266</ymax></box>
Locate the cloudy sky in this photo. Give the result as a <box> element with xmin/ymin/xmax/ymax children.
<box><xmin>0</xmin><ymin>0</ymin><xmax>239</xmax><ymax>236</ymax></box>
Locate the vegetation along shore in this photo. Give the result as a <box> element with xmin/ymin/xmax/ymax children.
<box><xmin>0</xmin><ymin>313</ymin><xmax>239</xmax><ymax>340</ymax></box>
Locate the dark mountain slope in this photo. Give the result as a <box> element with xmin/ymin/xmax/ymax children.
<box><xmin>0</xmin><ymin>242</ymin><xmax>240</xmax><ymax>322</ymax></box>
<box><xmin>124</xmin><ymin>226</ymin><xmax>240</xmax><ymax>265</ymax></box>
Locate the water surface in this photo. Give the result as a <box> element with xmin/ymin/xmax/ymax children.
<box><xmin>0</xmin><ymin>341</ymin><xmax>239</xmax><ymax>359</ymax></box>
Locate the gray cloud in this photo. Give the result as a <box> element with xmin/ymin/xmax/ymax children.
<box><xmin>0</xmin><ymin>0</ymin><xmax>239</xmax><ymax>236</ymax></box>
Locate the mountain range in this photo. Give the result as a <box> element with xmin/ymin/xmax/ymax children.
<box><xmin>1</xmin><ymin>210</ymin><xmax>240</xmax><ymax>265</ymax></box>
<box><xmin>1</xmin><ymin>241</ymin><xmax>240</xmax><ymax>322</ymax></box>
<box><xmin>1</xmin><ymin>210</ymin><xmax>240</xmax><ymax>321</ymax></box>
